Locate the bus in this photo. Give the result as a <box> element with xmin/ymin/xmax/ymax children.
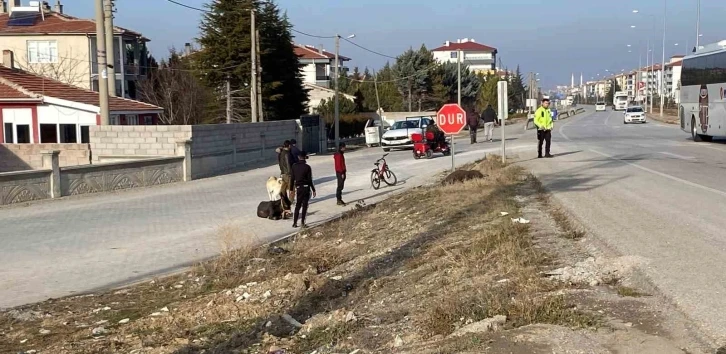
<box><xmin>680</xmin><ymin>40</ymin><xmax>726</xmax><ymax>142</ymax></box>
<box><xmin>613</xmin><ymin>91</ymin><xmax>628</xmax><ymax>111</ymax></box>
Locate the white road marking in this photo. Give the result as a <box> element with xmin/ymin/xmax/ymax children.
<box><xmin>658</xmin><ymin>152</ymin><xmax>695</xmax><ymax>160</ymax></box>
<box><xmin>604</xmin><ymin>110</ymin><xmax>614</xmax><ymax>126</ymax></box>
<box><xmin>590</xmin><ymin>149</ymin><xmax>726</xmax><ymax>198</ymax></box>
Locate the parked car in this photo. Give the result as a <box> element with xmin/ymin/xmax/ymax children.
<box><xmin>624</xmin><ymin>106</ymin><xmax>646</xmax><ymax>124</ymax></box>
<box><xmin>595</xmin><ymin>102</ymin><xmax>606</xmax><ymax>112</ymax></box>
<box><xmin>380</xmin><ymin>116</ymin><xmax>434</xmax><ymax>151</ymax></box>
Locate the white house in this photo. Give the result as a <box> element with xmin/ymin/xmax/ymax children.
<box><xmin>1</xmin><ymin>50</ymin><xmax>162</xmax><ymax>144</ymax></box>
<box><xmin>431</xmin><ymin>38</ymin><xmax>497</xmax><ymax>74</ymax></box>
<box><xmin>294</xmin><ymin>44</ymin><xmax>350</xmax><ymax>88</ymax></box>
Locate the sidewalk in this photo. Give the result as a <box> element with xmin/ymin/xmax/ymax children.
<box><xmin>646</xmin><ymin>112</ymin><xmax>678</xmax><ymax>125</ymax></box>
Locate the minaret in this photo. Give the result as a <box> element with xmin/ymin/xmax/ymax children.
<box><xmin>580</xmin><ymin>73</ymin><xmax>583</xmax><ymax>87</ymax></box>
<box><xmin>571</xmin><ymin>73</ymin><xmax>574</xmax><ymax>88</ymax></box>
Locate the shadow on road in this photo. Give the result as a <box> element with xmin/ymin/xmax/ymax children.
<box><xmin>310</xmin><ymin>189</ymin><xmax>365</xmax><ymax>205</ymax></box>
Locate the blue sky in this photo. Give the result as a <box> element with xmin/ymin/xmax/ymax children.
<box><xmin>65</xmin><ymin>0</ymin><xmax>718</xmax><ymax>88</ymax></box>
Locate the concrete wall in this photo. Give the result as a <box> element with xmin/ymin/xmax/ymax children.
<box><xmin>0</xmin><ymin>169</ymin><xmax>52</xmax><ymax>205</ymax></box>
<box><xmin>60</xmin><ymin>157</ymin><xmax>184</xmax><ymax>196</ymax></box>
<box><xmin>0</xmin><ymin>152</ymin><xmax>187</xmax><ymax>206</ymax></box>
<box><xmin>89</xmin><ymin>125</ymin><xmax>192</xmax><ymax>163</ymax></box>
<box><xmin>0</xmin><ymin>144</ymin><xmax>90</xmax><ymax>173</ymax></box>
<box><xmin>305</xmin><ymin>83</ymin><xmax>355</xmax><ymax>114</ymax></box>
<box><xmin>190</xmin><ymin>121</ymin><xmax>300</xmax><ymax>179</ymax></box>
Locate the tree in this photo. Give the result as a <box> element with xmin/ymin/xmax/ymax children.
<box><xmin>197</xmin><ymin>0</ymin><xmax>308</xmax><ymax>122</ymax></box>
<box><xmin>476</xmin><ymin>73</ymin><xmax>499</xmax><ymax>111</ymax></box>
<box><xmin>393</xmin><ymin>45</ymin><xmax>434</xmax><ymax>111</ymax></box>
<box><xmin>376</xmin><ymin>63</ymin><xmax>404</xmax><ymax>112</ymax></box>
<box><xmin>257</xmin><ymin>3</ymin><xmax>309</xmax><ymax>120</ymax></box>
<box><xmin>429</xmin><ymin>62</ymin><xmax>481</xmax><ymax>109</ymax></box>
<box><xmin>137</xmin><ymin>50</ymin><xmax>219</xmax><ymax>125</ymax></box>
<box><xmin>508</xmin><ymin>66</ymin><xmax>527</xmax><ymax>111</ymax></box>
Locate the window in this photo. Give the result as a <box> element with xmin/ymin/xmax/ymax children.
<box><xmin>144</xmin><ymin>115</ymin><xmax>154</xmax><ymax>125</ymax></box>
<box><xmin>80</xmin><ymin>126</ymin><xmax>90</xmax><ymax>144</ymax></box>
<box><xmin>126</xmin><ymin>114</ymin><xmax>139</xmax><ymax>125</ymax></box>
<box><xmin>40</xmin><ymin>124</ymin><xmax>58</xmax><ymax>143</ymax></box>
<box><xmin>16</xmin><ymin>125</ymin><xmax>30</xmax><ymax>144</ymax></box>
<box><xmin>27</xmin><ymin>40</ymin><xmax>58</xmax><ymax>63</ymax></box>
<box><xmin>110</xmin><ymin>115</ymin><xmax>120</xmax><ymax>125</ymax></box>
<box><xmin>59</xmin><ymin>124</ymin><xmax>77</xmax><ymax>143</ymax></box>
<box><xmin>682</xmin><ymin>51</ymin><xmax>726</xmax><ymax>86</ymax></box>
<box><xmin>450</xmin><ymin>51</ymin><xmax>458</xmax><ymax>59</ymax></box>
<box><xmin>4</xmin><ymin>123</ymin><xmax>13</xmax><ymax>143</ymax></box>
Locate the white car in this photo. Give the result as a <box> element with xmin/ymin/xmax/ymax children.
<box><xmin>595</xmin><ymin>102</ymin><xmax>606</xmax><ymax>111</ymax></box>
<box><xmin>380</xmin><ymin>116</ymin><xmax>433</xmax><ymax>151</ymax></box>
<box><xmin>624</xmin><ymin>106</ymin><xmax>646</xmax><ymax>124</ymax></box>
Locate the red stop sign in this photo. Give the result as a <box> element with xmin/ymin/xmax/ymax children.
<box><xmin>436</xmin><ymin>103</ymin><xmax>466</xmax><ymax>135</ymax></box>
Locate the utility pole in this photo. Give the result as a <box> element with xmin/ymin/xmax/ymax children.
<box><xmin>103</xmin><ymin>0</ymin><xmax>115</xmax><ymax>97</ymax></box>
<box><xmin>696</xmin><ymin>0</ymin><xmax>701</xmax><ymax>48</ymax></box>
<box><xmin>660</xmin><ymin>0</ymin><xmax>667</xmax><ymax>116</ymax></box>
<box><xmin>453</xmin><ymin>49</ymin><xmax>461</xmax><ymax>171</ymax></box>
<box><xmin>334</xmin><ymin>34</ymin><xmax>341</xmax><ymax>150</ymax></box>
<box><xmin>226</xmin><ymin>75</ymin><xmax>231</xmax><ymax>124</ymax></box>
<box><xmin>94</xmin><ymin>0</ymin><xmax>110</xmax><ymax>125</ymax></box>
<box><xmin>256</xmin><ymin>27</ymin><xmax>263</xmax><ymax>121</ymax></box>
<box><xmin>250</xmin><ymin>9</ymin><xmax>258</xmax><ymax>123</ymax></box>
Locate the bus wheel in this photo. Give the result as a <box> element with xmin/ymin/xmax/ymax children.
<box><xmin>692</xmin><ymin>118</ymin><xmax>703</xmax><ymax>142</ymax></box>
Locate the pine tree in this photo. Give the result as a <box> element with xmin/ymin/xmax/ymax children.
<box><xmin>197</xmin><ymin>0</ymin><xmax>308</xmax><ymax>122</ymax></box>
<box><xmin>393</xmin><ymin>46</ymin><xmax>434</xmax><ymax>111</ymax></box>
<box><xmin>509</xmin><ymin>66</ymin><xmax>526</xmax><ymax>111</ymax></box>
<box><xmin>197</xmin><ymin>0</ymin><xmax>253</xmax><ymax>121</ymax></box>
<box><xmin>258</xmin><ymin>4</ymin><xmax>308</xmax><ymax>120</ymax></box>
<box><xmin>376</xmin><ymin>62</ymin><xmax>404</xmax><ymax>112</ymax></box>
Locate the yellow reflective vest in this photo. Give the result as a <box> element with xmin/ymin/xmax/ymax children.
<box><xmin>534</xmin><ymin>107</ymin><xmax>553</xmax><ymax>130</ymax></box>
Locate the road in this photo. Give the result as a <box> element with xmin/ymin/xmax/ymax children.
<box><xmin>522</xmin><ymin>108</ymin><xmax>726</xmax><ymax>345</ymax></box>
<box><xmin>0</xmin><ymin>124</ymin><xmax>531</xmax><ymax>308</ymax></box>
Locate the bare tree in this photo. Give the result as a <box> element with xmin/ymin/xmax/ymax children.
<box><xmin>137</xmin><ymin>51</ymin><xmax>219</xmax><ymax>125</ymax></box>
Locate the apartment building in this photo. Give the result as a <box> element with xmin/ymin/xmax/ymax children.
<box><xmin>431</xmin><ymin>38</ymin><xmax>498</xmax><ymax>74</ymax></box>
<box><xmin>0</xmin><ymin>0</ymin><xmax>150</xmax><ymax>99</ymax></box>
<box><xmin>294</xmin><ymin>44</ymin><xmax>350</xmax><ymax>89</ymax></box>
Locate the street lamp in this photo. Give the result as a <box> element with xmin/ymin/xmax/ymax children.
<box><xmin>334</xmin><ymin>33</ymin><xmax>355</xmax><ymax>150</ymax></box>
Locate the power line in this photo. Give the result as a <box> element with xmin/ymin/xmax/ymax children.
<box><xmin>291</xmin><ymin>29</ymin><xmax>335</xmax><ymax>39</ymax></box>
<box><xmin>165</xmin><ymin>0</ymin><xmax>207</xmax><ymax>12</ymax></box>
<box><xmin>342</xmin><ymin>37</ymin><xmax>396</xmax><ymax>59</ymax></box>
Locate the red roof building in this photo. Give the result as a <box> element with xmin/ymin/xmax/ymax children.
<box><xmin>1</xmin><ymin>50</ymin><xmax>162</xmax><ymax>144</ymax></box>
<box><xmin>294</xmin><ymin>44</ymin><xmax>351</xmax><ymax>88</ymax></box>
<box><xmin>431</xmin><ymin>38</ymin><xmax>498</xmax><ymax>74</ymax></box>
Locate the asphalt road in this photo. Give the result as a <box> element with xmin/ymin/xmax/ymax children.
<box><xmin>0</xmin><ymin>123</ymin><xmax>531</xmax><ymax>308</ymax></box>
<box><xmin>522</xmin><ymin>108</ymin><xmax>726</xmax><ymax>346</ymax></box>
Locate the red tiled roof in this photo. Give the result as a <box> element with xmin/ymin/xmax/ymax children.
<box><xmin>294</xmin><ymin>44</ymin><xmax>350</xmax><ymax>61</ymax></box>
<box><xmin>432</xmin><ymin>41</ymin><xmax>497</xmax><ymax>53</ymax></box>
<box><xmin>0</xmin><ymin>12</ymin><xmax>142</xmax><ymax>37</ymax></box>
<box><xmin>666</xmin><ymin>60</ymin><xmax>683</xmax><ymax>67</ymax></box>
<box><xmin>0</xmin><ymin>81</ymin><xmax>32</xmax><ymax>99</ymax></box>
<box><xmin>0</xmin><ymin>65</ymin><xmax>161</xmax><ymax>112</ymax></box>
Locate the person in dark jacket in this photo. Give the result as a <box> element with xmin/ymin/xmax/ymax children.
<box><xmin>467</xmin><ymin>106</ymin><xmax>480</xmax><ymax>144</ymax></box>
<box><xmin>275</xmin><ymin>141</ymin><xmax>293</xmax><ymax>211</ymax></box>
<box><xmin>290</xmin><ymin>139</ymin><xmax>301</xmax><ymax>163</ymax></box>
<box><xmin>291</xmin><ymin>151</ymin><xmax>316</xmax><ymax>228</ymax></box>
<box><xmin>334</xmin><ymin>143</ymin><xmax>347</xmax><ymax>206</ymax></box>
<box><xmin>481</xmin><ymin>104</ymin><xmax>498</xmax><ymax>142</ymax></box>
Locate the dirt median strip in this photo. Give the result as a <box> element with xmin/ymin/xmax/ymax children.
<box><xmin>0</xmin><ymin>156</ymin><xmax>714</xmax><ymax>354</ymax></box>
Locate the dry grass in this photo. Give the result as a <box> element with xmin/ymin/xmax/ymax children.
<box><xmin>0</xmin><ymin>157</ymin><xmax>599</xmax><ymax>354</ymax></box>
<box><xmin>528</xmin><ymin>173</ymin><xmax>586</xmax><ymax>240</ymax></box>
<box><xmin>616</xmin><ymin>286</ymin><xmax>649</xmax><ymax>298</ymax></box>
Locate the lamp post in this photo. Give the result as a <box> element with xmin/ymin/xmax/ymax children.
<box><xmin>696</xmin><ymin>0</ymin><xmax>701</xmax><ymax>48</ymax></box>
<box><xmin>334</xmin><ymin>33</ymin><xmax>355</xmax><ymax>150</ymax></box>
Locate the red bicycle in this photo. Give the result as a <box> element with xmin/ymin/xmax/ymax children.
<box><xmin>371</xmin><ymin>153</ymin><xmax>397</xmax><ymax>189</ymax></box>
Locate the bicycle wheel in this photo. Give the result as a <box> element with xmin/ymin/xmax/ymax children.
<box><xmin>371</xmin><ymin>171</ymin><xmax>381</xmax><ymax>190</ymax></box>
<box><xmin>383</xmin><ymin>170</ymin><xmax>397</xmax><ymax>186</ymax></box>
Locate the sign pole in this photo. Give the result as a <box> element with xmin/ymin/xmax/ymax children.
<box><xmin>497</xmin><ymin>80</ymin><xmax>509</xmax><ymax>164</ymax></box>
<box><xmin>453</xmin><ymin>49</ymin><xmax>462</xmax><ymax>171</ymax></box>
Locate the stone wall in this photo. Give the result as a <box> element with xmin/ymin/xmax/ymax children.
<box><xmin>0</xmin><ymin>169</ymin><xmax>52</xmax><ymax>205</ymax></box>
<box><xmin>89</xmin><ymin>125</ymin><xmax>192</xmax><ymax>163</ymax></box>
<box><xmin>190</xmin><ymin>121</ymin><xmax>300</xmax><ymax>179</ymax></box>
<box><xmin>0</xmin><ymin>144</ymin><xmax>90</xmax><ymax>173</ymax></box>
<box><xmin>60</xmin><ymin>157</ymin><xmax>185</xmax><ymax>197</ymax></box>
